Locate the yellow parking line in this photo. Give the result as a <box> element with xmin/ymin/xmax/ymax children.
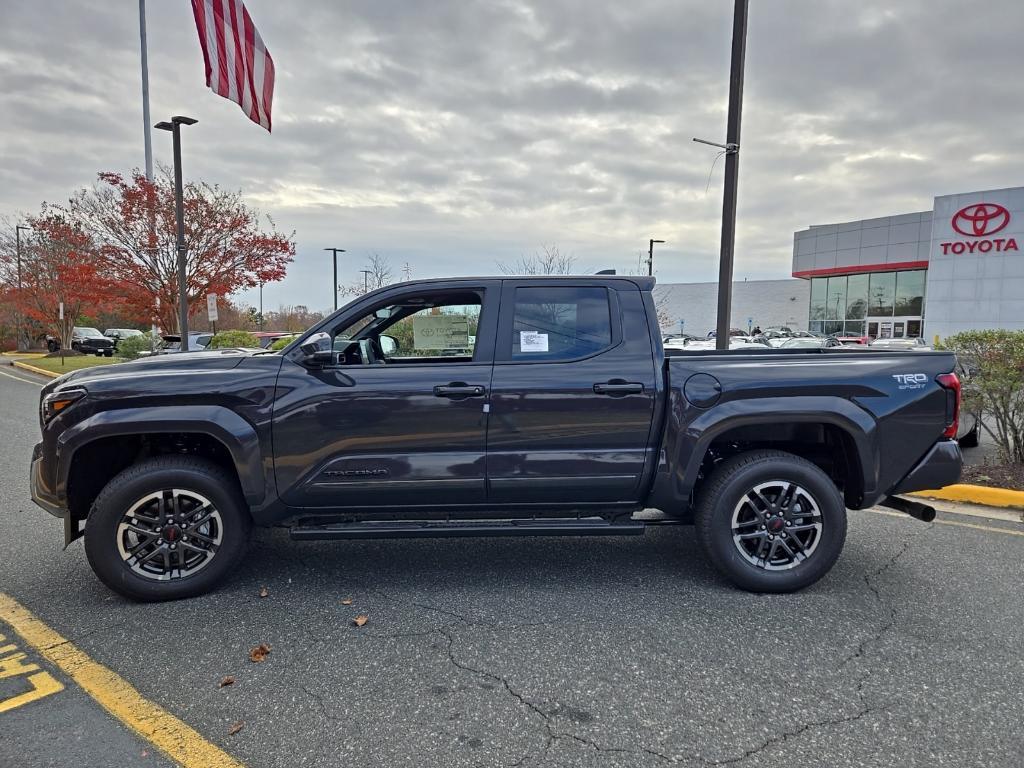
<box><xmin>867</xmin><ymin>508</ymin><xmax>1024</xmax><ymax>537</ymax></box>
<box><xmin>0</xmin><ymin>593</ymin><xmax>245</xmax><ymax>768</ymax></box>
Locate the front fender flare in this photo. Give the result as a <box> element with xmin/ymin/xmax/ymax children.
<box><xmin>56</xmin><ymin>406</ymin><xmax>267</xmax><ymax>507</ymax></box>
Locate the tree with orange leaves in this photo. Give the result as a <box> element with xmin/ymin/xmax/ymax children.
<box><xmin>0</xmin><ymin>212</ymin><xmax>119</xmax><ymax>351</ymax></box>
<box><xmin>66</xmin><ymin>169</ymin><xmax>294</xmax><ymax>334</ymax></box>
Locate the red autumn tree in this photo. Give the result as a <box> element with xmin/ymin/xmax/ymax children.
<box><xmin>66</xmin><ymin>169</ymin><xmax>294</xmax><ymax>334</ymax></box>
<box><xmin>0</xmin><ymin>212</ymin><xmax>120</xmax><ymax>350</ymax></box>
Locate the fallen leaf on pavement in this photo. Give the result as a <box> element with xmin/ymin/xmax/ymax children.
<box><xmin>219</xmin><ymin>675</ymin><xmax>235</xmax><ymax>688</ymax></box>
<box><xmin>259</xmin><ymin>586</ymin><xmax>269</xmax><ymax>598</ymax></box>
<box><xmin>248</xmin><ymin>643</ymin><xmax>271</xmax><ymax>662</ymax></box>
<box><xmin>229</xmin><ymin>721</ymin><xmax>244</xmax><ymax>736</ymax></box>
<box><xmin>353</xmin><ymin>615</ymin><xmax>368</xmax><ymax>627</ymax></box>
<box><xmin>341</xmin><ymin>597</ymin><xmax>353</xmax><ymax>605</ymax></box>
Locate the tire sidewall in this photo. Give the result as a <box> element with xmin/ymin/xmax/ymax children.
<box><xmin>700</xmin><ymin>456</ymin><xmax>847</xmax><ymax>592</ymax></box>
<box><xmin>85</xmin><ymin>462</ymin><xmax>250</xmax><ymax>601</ymax></box>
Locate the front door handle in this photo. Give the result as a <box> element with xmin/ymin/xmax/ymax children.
<box><xmin>593</xmin><ymin>381</ymin><xmax>644</xmax><ymax>396</ymax></box>
<box><xmin>434</xmin><ymin>383</ymin><xmax>486</xmax><ymax>398</ymax></box>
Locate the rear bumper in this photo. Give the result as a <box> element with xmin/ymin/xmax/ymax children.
<box><xmin>892</xmin><ymin>439</ymin><xmax>963</xmax><ymax>495</ymax></box>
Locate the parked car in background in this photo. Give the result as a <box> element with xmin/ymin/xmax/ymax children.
<box><xmin>52</xmin><ymin>327</ymin><xmax>115</xmax><ymax>357</ymax></box>
<box><xmin>831</xmin><ymin>334</ymin><xmax>870</xmax><ymax>346</ymax></box>
<box><xmin>253</xmin><ymin>331</ymin><xmax>298</xmax><ymax>349</ymax></box>
<box><xmin>868</xmin><ymin>338</ymin><xmax>932</xmax><ymax>351</ymax></box>
<box><xmin>780</xmin><ymin>336</ymin><xmax>843</xmax><ymax>349</ymax></box>
<box><xmin>103</xmin><ymin>328</ymin><xmax>145</xmax><ymax>351</ymax></box>
<box><xmin>152</xmin><ymin>332</ymin><xmax>214</xmax><ymax>354</ymax></box>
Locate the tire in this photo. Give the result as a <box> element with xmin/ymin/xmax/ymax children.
<box><xmin>47</xmin><ymin>341</ymin><xmax>59</xmax><ymax>353</ymax></box>
<box><xmin>84</xmin><ymin>456</ymin><xmax>251</xmax><ymax>601</ymax></box>
<box><xmin>958</xmin><ymin>424</ymin><xmax>979</xmax><ymax>448</ymax></box>
<box><xmin>695</xmin><ymin>450</ymin><xmax>847</xmax><ymax>593</ymax></box>
<box><xmin>103</xmin><ymin>351</ymin><xmax>113</xmax><ymax>358</ymax></box>
<box><xmin>71</xmin><ymin>343</ymin><xmax>80</xmax><ymax>353</ymax></box>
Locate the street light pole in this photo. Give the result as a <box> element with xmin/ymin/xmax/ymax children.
<box><xmin>713</xmin><ymin>0</ymin><xmax>749</xmax><ymax>350</ymax></box>
<box><xmin>324</xmin><ymin>248</ymin><xmax>345</xmax><ymax>311</ymax></box>
<box><xmin>154</xmin><ymin>116</ymin><xmax>197</xmax><ymax>348</ymax></box>
<box><xmin>647</xmin><ymin>239</ymin><xmax>665</xmax><ymax>277</ymax></box>
<box><xmin>360</xmin><ymin>269</ymin><xmax>371</xmax><ymax>293</ymax></box>
<box><xmin>259</xmin><ymin>282</ymin><xmax>264</xmax><ymax>331</ymax></box>
<box><xmin>15</xmin><ymin>224</ymin><xmax>30</xmax><ymax>352</ymax></box>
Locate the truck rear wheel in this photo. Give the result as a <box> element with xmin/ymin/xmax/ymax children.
<box><xmin>695</xmin><ymin>450</ymin><xmax>847</xmax><ymax>593</ymax></box>
<box><xmin>84</xmin><ymin>456</ymin><xmax>251</xmax><ymax>601</ymax></box>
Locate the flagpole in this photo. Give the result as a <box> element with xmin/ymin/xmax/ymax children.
<box><xmin>139</xmin><ymin>0</ymin><xmax>154</xmax><ymax>181</ymax></box>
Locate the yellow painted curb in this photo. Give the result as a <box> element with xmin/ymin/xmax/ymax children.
<box><xmin>12</xmin><ymin>361</ymin><xmax>60</xmax><ymax>379</ymax></box>
<box><xmin>0</xmin><ymin>593</ymin><xmax>246</xmax><ymax>768</ymax></box>
<box><xmin>911</xmin><ymin>484</ymin><xmax>1024</xmax><ymax>511</ymax></box>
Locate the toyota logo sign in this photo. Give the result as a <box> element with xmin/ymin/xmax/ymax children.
<box><xmin>951</xmin><ymin>203</ymin><xmax>1010</xmax><ymax>237</ymax></box>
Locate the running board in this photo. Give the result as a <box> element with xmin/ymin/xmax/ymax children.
<box><xmin>290</xmin><ymin>517</ymin><xmax>647</xmax><ymax>541</ymax></box>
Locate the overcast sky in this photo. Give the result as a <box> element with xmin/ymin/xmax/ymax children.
<box><xmin>2</xmin><ymin>0</ymin><xmax>1023</xmax><ymax>312</ymax></box>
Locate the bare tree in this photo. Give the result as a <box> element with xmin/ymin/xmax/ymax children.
<box><xmin>497</xmin><ymin>245</ymin><xmax>576</xmax><ymax>276</ymax></box>
<box><xmin>341</xmin><ymin>253</ymin><xmax>394</xmax><ymax>296</ymax></box>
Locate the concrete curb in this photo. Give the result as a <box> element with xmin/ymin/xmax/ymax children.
<box><xmin>911</xmin><ymin>484</ymin><xmax>1024</xmax><ymax>512</ymax></box>
<box><xmin>12</xmin><ymin>361</ymin><xmax>60</xmax><ymax>379</ymax></box>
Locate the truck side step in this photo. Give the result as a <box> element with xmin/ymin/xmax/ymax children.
<box><xmin>289</xmin><ymin>517</ymin><xmax>646</xmax><ymax>541</ymax></box>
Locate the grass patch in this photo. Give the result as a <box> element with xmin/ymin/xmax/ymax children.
<box><xmin>21</xmin><ymin>356</ymin><xmax>124</xmax><ymax>374</ymax></box>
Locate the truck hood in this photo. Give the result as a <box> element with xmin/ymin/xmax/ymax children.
<box><xmin>49</xmin><ymin>348</ymin><xmax>267</xmax><ymax>389</ymax></box>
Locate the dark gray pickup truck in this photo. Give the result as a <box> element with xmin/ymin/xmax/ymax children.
<box><xmin>30</xmin><ymin>276</ymin><xmax>962</xmax><ymax>600</ymax></box>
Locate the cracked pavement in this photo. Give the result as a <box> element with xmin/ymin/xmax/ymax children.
<box><xmin>2</xmin><ymin>370</ymin><xmax>1023</xmax><ymax>767</ymax></box>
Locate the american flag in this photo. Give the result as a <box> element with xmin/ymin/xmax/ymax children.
<box><xmin>190</xmin><ymin>0</ymin><xmax>275</xmax><ymax>131</ymax></box>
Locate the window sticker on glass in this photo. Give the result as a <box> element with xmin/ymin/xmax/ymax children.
<box><xmin>519</xmin><ymin>331</ymin><xmax>548</xmax><ymax>353</ymax></box>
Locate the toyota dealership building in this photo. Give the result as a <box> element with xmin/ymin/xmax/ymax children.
<box><xmin>792</xmin><ymin>185</ymin><xmax>1024</xmax><ymax>341</ymax></box>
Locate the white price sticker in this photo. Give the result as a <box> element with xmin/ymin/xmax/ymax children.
<box><xmin>519</xmin><ymin>331</ymin><xmax>548</xmax><ymax>353</ymax></box>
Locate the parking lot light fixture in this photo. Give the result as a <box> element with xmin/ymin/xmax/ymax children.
<box><xmin>155</xmin><ymin>116</ymin><xmax>197</xmax><ymax>346</ymax></box>
<box><xmin>324</xmin><ymin>248</ymin><xmax>345</xmax><ymax>311</ymax></box>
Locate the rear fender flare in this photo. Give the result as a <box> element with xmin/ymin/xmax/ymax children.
<box><xmin>55</xmin><ymin>406</ymin><xmax>267</xmax><ymax>507</ymax></box>
<box><xmin>671</xmin><ymin>397</ymin><xmax>878</xmax><ymax>506</ymax></box>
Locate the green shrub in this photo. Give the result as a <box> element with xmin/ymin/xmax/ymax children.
<box><xmin>207</xmin><ymin>330</ymin><xmax>260</xmax><ymax>349</ymax></box>
<box><xmin>939</xmin><ymin>329</ymin><xmax>1024</xmax><ymax>464</ymax></box>
<box><xmin>269</xmin><ymin>335</ymin><xmax>297</xmax><ymax>351</ymax></box>
<box><xmin>115</xmin><ymin>333</ymin><xmax>156</xmax><ymax>360</ymax></box>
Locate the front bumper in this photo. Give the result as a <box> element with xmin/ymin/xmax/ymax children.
<box><xmin>892</xmin><ymin>439</ymin><xmax>963</xmax><ymax>495</ymax></box>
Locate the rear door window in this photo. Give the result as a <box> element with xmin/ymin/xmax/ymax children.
<box><xmin>509</xmin><ymin>286</ymin><xmax>612</xmax><ymax>361</ymax></box>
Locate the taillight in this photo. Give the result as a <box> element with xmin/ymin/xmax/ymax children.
<box><xmin>936</xmin><ymin>372</ymin><xmax>960</xmax><ymax>439</ymax></box>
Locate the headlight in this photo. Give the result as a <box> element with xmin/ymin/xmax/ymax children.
<box><xmin>41</xmin><ymin>388</ymin><xmax>87</xmax><ymax>425</ymax></box>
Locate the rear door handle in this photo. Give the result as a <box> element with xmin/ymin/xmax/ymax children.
<box><xmin>434</xmin><ymin>383</ymin><xmax>487</xmax><ymax>398</ymax></box>
<box><xmin>593</xmin><ymin>382</ymin><xmax>644</xmax><ymax>396</ymax></box>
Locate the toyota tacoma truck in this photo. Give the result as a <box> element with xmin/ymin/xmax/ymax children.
<box><xmin>30</xmin><ymin>276</ymin><xmax>963</xmax><ymax>601</ymax></box>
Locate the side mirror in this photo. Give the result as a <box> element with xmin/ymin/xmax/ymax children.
<box><xmin>299</xmin><ymin>331</ymin><xmax>334</xmax><ymax>363</ymax></box>
<box><xmin>379</xmin><ymin>334</ymin><xmax>398</xmax><ymax>356</ymax></box>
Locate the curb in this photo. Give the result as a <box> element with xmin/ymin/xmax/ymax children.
<box><xmin>911</xmin><ymin>484</ymin><xmax>1024</xmax><ymax>512</ymax></box>
<box><xmin>12</xmin><ymin>361</ymin><xmax>60</xmax><ymax>379</ymax></box>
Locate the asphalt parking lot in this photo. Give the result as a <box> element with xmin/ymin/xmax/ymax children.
<box><xmin>1</xmin><ymin>364</ymin><xmax>1022</xmax><ymax>768</ymax></box>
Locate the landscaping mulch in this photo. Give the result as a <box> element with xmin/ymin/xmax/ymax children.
<box><xmin>961</xmin><ymin>460</ymin><xmax>1024</xmax><ymax>492</ymax></box>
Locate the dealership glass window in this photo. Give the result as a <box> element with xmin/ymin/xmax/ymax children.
<box><xmin>825</xmin><ymin>276</ymin><xmax>847</xmax><ymax>321</ymax></box>
<box><xmin>906</xmin><ymin>320</ymin><xmax>921</xmax><ymax>337</ymax></box>
<box><xmin>809</xmin><ymin>278</ymin><xmax>827</xmax><ymax>321</ymax></box>
<box><xmin>895</xmin><ymin>270</ymin><xmax>926</xmax><ymax>316</ymax></box>
<box><xmin>868</xmin><ymin>272</ymin><xmax>895</xmax><ymax>316</ymax></box>
<box><xmin>824</xmin><ymin>320</ymin><xmax>844</xmax><ymax>335</ymax></box>
<box><xmin>846</xmin><ymin>274</ymin><xmax>868</xmax><ymax>319</ymax></box>
<box><xmin>844</xmin><ymin>320</ymin><xmax>866</xmax><ymax>336</ymax></box>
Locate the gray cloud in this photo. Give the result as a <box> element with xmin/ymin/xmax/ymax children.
<box><xmin>2</xmin><ymin>0</ymin><xmax>1023</xmax><ymax>311</ymax></box>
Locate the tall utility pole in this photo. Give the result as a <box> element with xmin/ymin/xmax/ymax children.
<box><xmin>155</xmin><ymin>116</ymin><xmax>198</xmax><ymax>347</ymax></box>
<box><xmin>324</xmin><ymin>248</ymin><xmax>345</xmax><ymax>311</ymax></box>
<box><xmin>15</xmin><ymin>224</ymin><xmax>30</xmax><ymax>352</ymax></box>
<box><xmin>713</xmin><ymin>0</ymin><xmax>749</xmax><ymax>350</ymax></box>
<box><xmin>138</xmin><ymin>0</ymin><xmax>153</xmax><ymax>181</ymax></box>
<box><xmin>360</xmin><ymin>269</ymin><xmax>372</xmax><ymax>293</ymax></box>
<box><xmin>647</xmin><ymin>239</ymin><xmax>665</xmax><ymax>277</ymax></box>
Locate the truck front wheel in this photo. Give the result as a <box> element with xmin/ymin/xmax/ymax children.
<box><xmin>695</xmin><ymin>450</ymin><xmax>847</xmax><ymax>593</ymax></box>
<box><xmin>84</xmin><ymin>456</ymin><xmax>251</xmax><ymax>601</ymax></box>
